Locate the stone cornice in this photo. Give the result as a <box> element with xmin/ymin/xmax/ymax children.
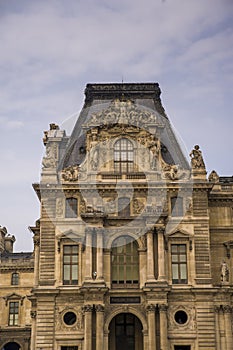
<box><xmin>0</xmin><ymin>266</ymin><xmax>34</xmax><ymax>272</ymax></box>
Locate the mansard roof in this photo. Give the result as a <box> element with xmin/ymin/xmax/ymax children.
<box><xmin>59</xmin><ymin>83</ymin><xmax>189</xmax><ymax>170</ymax></box>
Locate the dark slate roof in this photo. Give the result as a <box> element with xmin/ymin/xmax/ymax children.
<box><xmin>219</xmin><ymin>176</ymin><xmax>233</xmax><ymax>183</ymax></box>
<box><xmin>59</xmin><ymin>83</ymin><xmax>189</xmax><ymax>170</ymax></box>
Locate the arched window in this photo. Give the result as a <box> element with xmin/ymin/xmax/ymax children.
<box><xmin>11</xmin><ymin>272</ymin><xmax>19</xmax><ymax>285</ymax></box>
<box><xmin>65</xmin><ymin>198</ymin><xmax>78</xmax><ymax>218</ymax></box>
<box><xmin>114</xmin><ymin>138</ymin><xmax>134</xmax><ymax>173</ymax></box>
<box><xmin>111</xmin><ymin>236</ymin><xmax>139</xmax><ymax>288</ymax></box>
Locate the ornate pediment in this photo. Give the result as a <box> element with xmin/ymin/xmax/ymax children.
<box><xmin>165</xmin><ymin>228</ymin><xmax>193</xmax><ymax>239</ymax></box>
<box><xmin>3</xmin><ymin>293</ymin><xmax>25</xmax><ymax>305</ymax></box>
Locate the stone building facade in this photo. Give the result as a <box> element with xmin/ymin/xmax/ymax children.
<box><xmin>0</xmin><ymin>83</ymin><xmax>233</xmax><ymax>350</ymax></box>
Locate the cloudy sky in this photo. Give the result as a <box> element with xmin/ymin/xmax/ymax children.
<box><xmin>0</xmin><ymin>0</ymin><xmax>232</xmax><ymax>251</ymax></box>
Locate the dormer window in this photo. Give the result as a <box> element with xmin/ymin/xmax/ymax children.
<box><xmin>114</xmin><ymin>138</ymin><xmax>134</xmax><ymax>173</ymax></box>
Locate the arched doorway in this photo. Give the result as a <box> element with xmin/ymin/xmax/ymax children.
<box><xmin>2</xmin><ymin>342</ymin><xmax>21</xmax><ymax>350</ymax></box>
<box><xmin>109</xmin><ymin>313</ymin><xmax>143</xmax><ymax>350</ymax></box>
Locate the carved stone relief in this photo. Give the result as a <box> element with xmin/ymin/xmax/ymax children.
<box><xmin>42</xmin><ymin>142</ymin><xmax>57</xmax><ymax>169</ymax></box>
<box><xmin>55</xmin><ymin>305</ymin><xmax>84</xmax><ymax>331</ymax></box>
<box><xmin>168</xmin><ymin>305</ymin><xmax>196</xmax><ymax>331</ymax></box>
<box><xmin>56</xmin><ymin>198</ymin><xmax>64</xmax><ymax>218</ymax></box>
<box><xmin>83</xmin><ymin>99</ymin><xmax>158</xmax><ymax>130</ymax></box>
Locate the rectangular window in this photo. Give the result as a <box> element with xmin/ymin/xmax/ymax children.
<box><xmin>174</xmin><ymin>346</ymin><xmax>191</xmax><ymax>350</ymax></box>
<box><xmin>9</xmin><ymin>301</ymin><xmax>19</xmax><ymax>326</ymax></box>
<box><xmin>171</xmin><ymin>244</ymin><xmax>187</xmax><ymax>284</ymax></box>
<box><xmin>171</xmin><ymin>197</ymin><xmax>183</xmax><ymax>217</ymax></box>
<box><xmin>11</xmin><ymin>272</ymin><xmax>19</xmax><ymax>285</ymax></box>
<box><xmin>63</xmin><ymin>245</ymin><xmax>78</xmax><ymax>285</ymax></box>
<box><xmin>65</xmin><ymin>198</ymin><xmax>78</xmax><ymax>218</ymax></box>
<box><xmin>112</xmin><ymin>237</ymin><xmax>139</xmax><ymax>288</ymax></box>
<box><xmin>61</xmin><ymin>347</ymin><xmax>78</xmax><ymax>350</ymax></box>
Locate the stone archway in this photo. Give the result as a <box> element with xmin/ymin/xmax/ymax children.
<box><xmin>2</xmin><ymin>342</ymin><xmax>21</xmax><ymax>350</ymax></box>
<box><xmin>109</xmin><ymin>313</ymin><xmax>143</xmax><ymax>350</ymax></box>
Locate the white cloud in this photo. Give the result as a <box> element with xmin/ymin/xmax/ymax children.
<box><xmin>0</xmin><ymin>117</ymin><xmax>24</xmax><ymax>129</ymax></box>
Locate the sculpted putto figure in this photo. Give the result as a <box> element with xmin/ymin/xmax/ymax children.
<box><xmin>189</xmin><ymin>145</ymin><xmax>205</xmax><ymax>169</ymax></box>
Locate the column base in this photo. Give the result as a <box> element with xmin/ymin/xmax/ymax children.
<box><xmin>145</xmin><ymin>280</ymin><xmax>158</xmax><ymax>288</ymax></box>
<box><xmin>82</xmin><ymin>280</ymin><xmax>107</xmax><ymax>288</ymax></box>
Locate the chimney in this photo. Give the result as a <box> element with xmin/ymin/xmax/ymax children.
<box><xmin>0</xmin><ymin>226</ymin><xmax>7</xmax><ymax>253</ymax></box>
<box><xmin>4</xmin><ymin>235</ymin><xmax>16</xmax><ymax>253</ymax></box>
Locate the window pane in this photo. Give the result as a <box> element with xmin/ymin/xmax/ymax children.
<box><xmin>132</xmin><ymin>266</ymin><xmax>139</xmax><ymax>280</ymax></box>
<box><xmin>72</xmin><ymin>266</ymin><xmax>78</xmax><ymax>280</ymax></box>
<box><xmin>114</xmin><ymin>138</ymin><xmax>134</xmax><ymax>173</ymax></box>
<box><xmin>126</xmin><ymin>266</ymin><xmax>132</xmax><ymax>279</ymax></box>
<box><xmin>180</xmin><ymin>264</ymin><xmax>187</xmax><ymax>279</ymax></box>
<box><xmin>180</xmin><ymin>254</ymin><xmax>186</xmax><ymax>262</ymax></box>
<box><xmin>172</xmin><ymin>255</ymin><xmax>178</xmax><ymax>262</ymax></box>
<box><xmin>9</xmin><ymin>302</ymin><xmax>19</xmax><ymax>326</ymax></box>
<box><xmin>172</xmin><ymin>265</ymin><xmax>179</xmax><ymax>280</ymax></box>
<box><xmin>112</xmin><ymin>265</ymin><xmax>117</xmax><ymax>280</ymax></box>
<box><xmin>12</xmin><ymin>273</ymin><xmax>19</xmax><ymax>285</ymax></box>
<box><xmin>72</xmin><ymin>255</ymin><xmax>78</xmax><ymax>263</ymax></box>
<box><xmin>64</xmin><ymin>246</ymin><xmax>71</xmax><ymax>254</ymax></box>
<box><xmin>72</xmin><ymin>246</ymin><xmax>78</xmax><ymax>253</ymax></box>
<box><xmin>171</xmin><ymin>245</ymin><xmax>178</xmax><ymax>253</ymax></box>
<box><xmin>111</xmin><ymin>236</ymin><xmax>139</xmax><ymax>287</ymax></box>
<box><xmin>63</xmin><ymin>245</ymin><xmax>78</xmax><ymax>285</ymax></box>
<box><xmin>179</xmin><ymin>245</ymin><xmax>186</xmax><ymax>253</ymax></box>
<box><xmin>64</xmin><ymin>256</ymin><xmax>70</xmax><ymax>263</ymax></box>
<box><xmin>171</xmin><ymin>197</ymin><xmax>183</xmax><ymax>216</ymax></box>
<box><xmin>119</xmin><ymin>266</ymin><xmax>124</xmax><ymax>280</ymax></box>
<box><xmin>171</xmin><ymin>244</ymin><xmax>187</xmax><ymax>284</ymax></box>
<box><xmin>65</xmin><ymin>198</ymin><xmax>77</xmax><ymax>218</ymax></box>
<box><xmin>64</xmin><ymin>265</ymin><xmax>70</xmax><ymax>279</ymax></box>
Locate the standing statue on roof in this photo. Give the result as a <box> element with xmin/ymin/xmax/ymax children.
<box><xmin>189</xmin><ymin>145</ymin><xmax>205</xmax><ymax>169</ymax></box>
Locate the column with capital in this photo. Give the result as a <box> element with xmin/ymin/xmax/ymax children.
<box><xmin>85</xmin><ymin>228</ymin><xmax>93</xmax><ymax>281</ymax></box>
<box><xmin>146</xmin><ymin>230</ymin><xmax>156</xmax><ymax>282</ymax></box>
<box><xmin>156</xmin><ymin>227</ymin><xmax>166</xmax><ymax>281</ymax></box>
<box><xmin>84</xmin><ymin>304</ymin><xmax>93</xmax><ymax>350</ymax></box>
<box><xmin>96</xmin><ymin>228</ymin><xmax>104</xmax><ymax>281</ymax></box>
<box><xmin>218</xmin><ymin>307</ymin><xmax>226</xmax><ymax>350</ymax></box>
<box><xmin>158</xmin><ymin>304</ymin><xmax>168</xmax><ymax>350</ymax></box>
<box><xmin>223</xmin><ymin>305</ymin><xmax>233</xmax><ymax>350</ymax></box>
<box><xmin>30</xmin><ymin>308</ymin><xmax>37</xmax><ymax>350</ymax></box>
<box><xmin>146</xmin><ymin>304</ymin><xmax>157</xmax><ymax>350</ymax></box>
<box><xmin>96</xmin><ymin>304</ymin><xmax>104</xmax><ymax>350</ymax></box>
